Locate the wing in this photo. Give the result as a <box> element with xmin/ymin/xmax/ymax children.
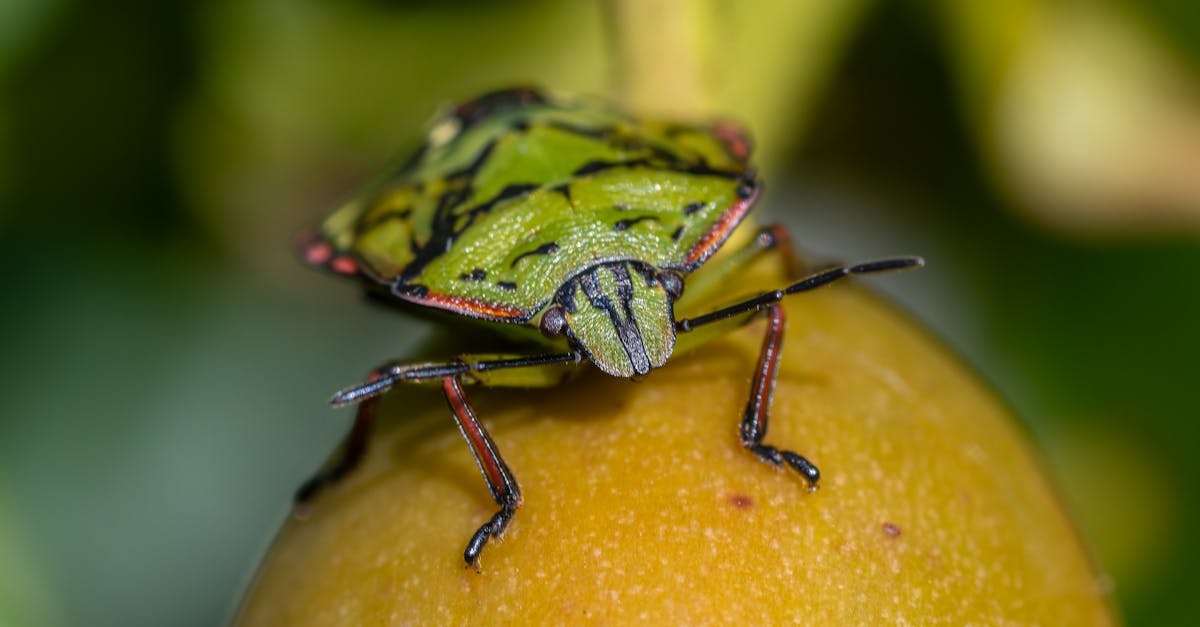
<box><xmin>395</xmin><ymin>166</ymin><xmax>757</xmax><ymax>323</ymax></box>
<box><xmin>307</xmin><ymin>86</ymin><xmax>757</xmax><ymax>323</ymax></box>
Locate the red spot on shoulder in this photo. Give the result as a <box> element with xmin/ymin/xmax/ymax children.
<box><xmin>712</xmin><ymin>120</ymin><xmax>751</xmax><ymax>161</ymax></box>
<box><xmin>330</xmin><ymin>256</ymin><xmax>359</xmax><ymax>275</ymax></box>
<box><xmin>304</xmin><ymin>241</ymin><xmax>333</xmax><ymax>266</ymax></box>
<box><xmin>882</xmin><ymin>522</ymin><xmax>902</xmax><ymax>538</ymax></box>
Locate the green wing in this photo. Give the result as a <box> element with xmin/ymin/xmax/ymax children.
<box><xmin>305</xmin><ymin>86</ymin><xmax>758</xmax><ymax>323</ymax></box>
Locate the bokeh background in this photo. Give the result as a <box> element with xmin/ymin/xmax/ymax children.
<box><xmin>2</xmin><ymin>0</ymin><xmax>1198</xmax><ymax>625</ymax></box>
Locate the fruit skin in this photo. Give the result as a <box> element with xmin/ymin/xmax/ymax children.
<box><xmin>237</xmin><ymin>276</ymin><xmax>1115</xmax><ymax>625</ymax></box>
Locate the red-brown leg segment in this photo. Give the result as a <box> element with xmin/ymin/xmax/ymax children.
<box><xmin>763</xmin><ymin>224</ymin><xmax>803</xmax><ymax>279</ymax></box>
<box><xmin>296</xmin><ymin>351</ymin><xmax>575</xmax><ymax>514</ymax></box>
<box><xmin>678</xmin><ymin>256</ymin><xmax>922</xmax><ymax>489</ymax></box>
<box><xmin>294</xmin><ymin>360</ymin><xmax>414</xmax><ymax>512</ymax></box>
<box><xmin>293</xmin><ymin>394</ymin><xmax>379</xmax><ymax>512</ymax></box>
<box><xmin>442</xmin><ymin>376</ymin><xmax>523</xmax><ymax>567</ymax></box>
<box><xmin>740</xmin><ymin>303</ymin><xmax>820</xmax><ymax>489</ymax></box>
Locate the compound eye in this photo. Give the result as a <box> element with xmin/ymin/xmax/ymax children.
<box><xmin>539</xmin><ymin>304</ymin><xmax>568</xmax><ymax>338</ymax></box>
<box><xmin>657</xmin><ymin>271</ymin><xmax>685</xmax><ymax>300</ymax></box>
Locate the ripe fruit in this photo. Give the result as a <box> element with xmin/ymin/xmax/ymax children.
<box><xmin>238</xmin><ymin>269</ymin><xmax>1114</xmax><ymax>624</ymax></box>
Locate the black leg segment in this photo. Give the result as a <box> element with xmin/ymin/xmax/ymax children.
<box><xmin>739</xmin><ymin>303</ymin><xmax>820</xmax><ymax>489</ymax></box>
<box><xmin>674</xmin><ymin>254</ymin><xmax>922</xmax><ymax>489</ymax></box>
<box><xmin>296</xmin><ymin>351</ymin><xmax>572</xmax><ymax>564</ymax></box>
<box><xmin>676</xmin><ymin>256</ymin><xmax>923</xmax><ymax>332</ymax></box>
<box><xmin>331</xmin><ymin>351</ymin><xmax>580</xmax><ymax>407</ymax></box>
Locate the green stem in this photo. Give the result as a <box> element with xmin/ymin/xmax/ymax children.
<box><xmin>607</xmin><ymin>0</ymin><xmax>713</xmax><ymax>118</ymax></box>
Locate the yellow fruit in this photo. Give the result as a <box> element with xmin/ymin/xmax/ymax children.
<box><xmin>237</xmin><ymin>277</ymin><xmax>1115</xmax><ymax>624</ymax></box>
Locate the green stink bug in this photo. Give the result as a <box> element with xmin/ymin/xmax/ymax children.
<box><xmin>297</xmin><ymin>86</ymin><xmax>922</xmax><ymax>566</ymax></box>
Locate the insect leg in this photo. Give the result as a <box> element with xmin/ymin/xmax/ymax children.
<box><xmin>770</xmin><ymin>224</ymin><xmax>803</xmax><ymax>279</ymax></box>
<box><xmin>442</xmin><ymin>376</ymin><xmax>522</xmax><ymax>568</ymax></box>
<box><xmin>676</xmin><ymin>256</ymin><xmax>923</xmax><ymax>332</ymax></box>
<box><xmin>295</xmin><ymin>352</ymin><xmax>579</xmax><ymax>512</ymax></box>
<box><xmin>739</xmin><ymin>303</ymin><xmax>820</xmax><ymax>488</ymax></box>
<box><xmin>293</xmin><ymin>366</ymin><xmax>388</xmax><ymax>512</ymax></box>
<box><xmin>330</xmin><ymin>351</ymin><xmax>582</xmax><ymax>407</ymax></box>
<box><xmin>676</xmin><ymin>224</ymin><xmax>799</xmax><ymax>314</ymax></box>
<box><xmin>675</xmin><ymin>256</ymin><xmax>922</xmax><ymax>488</ymax></box>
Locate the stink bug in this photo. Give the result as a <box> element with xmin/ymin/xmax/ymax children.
<box><xmin>296</xmin><ymin>86</ymin><xmax>922</xmax><ymax>566</ymax></box>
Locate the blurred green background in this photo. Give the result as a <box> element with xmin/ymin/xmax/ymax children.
<box><xmin>2</xmin><ymin>0</ymin><xmax>1198</xmax><ymax>625</ymax></box>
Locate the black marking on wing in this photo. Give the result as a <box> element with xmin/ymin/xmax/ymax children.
<box><xmin>393</xmin><ymin>283</ymin><xmax>429</xmax><ymax>298</ymax></box>
<box><xmin>444</xmin><ymin>138</ymin><xmax>498</xmax><ymax>181</ymax></box>
<box><xmin>452</xmin><ymin>86</ymin><xmax>548</xmax><ymax>130</ymax></box>
<box><xmin>645</xmin><ymin>143</ymin><xmax>690</xmax><ymax>164</ymax></box>
<box><xmin>661</xmin><ymin>123</ymin><xmax>694</xmax><ymax>138</ymax></box>
<box><xmin>496</xmin><ymin>281</ymin><xmax>518</xmax><ymax>291</ymax></box>
<box><xmin>395</xmin><ymin>146</ymin><xmax>491</xmax><ymax>280</ymax></box>
<box><xmin>402</xmin><ymin>169</ymin><xmax>472</xmax><ymax>277</ymax></box>
<box><xmin>671</xmin><ymin>225</ymin><xmax>685</xmax><ymax>242</ymax></box>
<box><xmin>438</xmin><ymin>187</ymin><xmax>472</xmax><ymax>215</ymax></box>
<box><xmin>573</xmin><ymin>158</ymin><xmax>746</xmax><ymax>180</ymax></box>
<box><xmin>390</xmin><ymin>100</ymin><xmax>756</xmax><ymax>292</ymax></box>
<box><xmin>357</xmin><ymin>207</ymin><xmax>412</xmax><ymax>234</ymax></box>
<box><xmin>551</xmin><ymin>183</ymin><xmax>572</xmax><ymax>204</ymax></box>
<box><xmin>510</xmin><ymin>242</ymin><xmax>559</xmax><ymax>267</ymax></box>
<box><xmin>613</xmin><ymin>216</ymin><xmax>660</xmax><ymax>231</ymax></box>
<box><xmin>683</xmin><ymin>201</ymin><xmax>706</xmax><ymax>216</ymax></box>
<box><xmin>464</xmin><ymin>183</ymin><xmax>540</xmax><ymax>220</ymax></box>
<box><xmin>398</xmin><ymin>190</ymin><xmax>464</xmax><ymax>282</ymax></box>
<box><xmin>544</xmin><ymin>120</ymin><xmax>613</xmax><ymax>140</ymax></box>
<box><xmin>573</xmin><ymin>158</ymin><xmax>650</xmax><ymax>177</ymax></box>
<box><xmin>459</xmin><ymin>268</ymin><xmax>488</xmax><ymax>281</ymax></box>
<box><xmin>399</xmin><ymin>179</ymin><xmax>536</xmax><ymax>282</ymax></box>
<box><xmin>391</xmin><ymin>142</ymin><xmax>429</xmax><ymax>179</ymax></box>
<box><xmin>736</xmin><ymin>176</ymin><xmax>757</xmax><ymax>199</ymax></box>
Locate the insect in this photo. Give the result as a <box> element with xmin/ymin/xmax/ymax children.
<box><xmin>296</xmin><ymin>86</ymin><xmax>922</xmax><ymax>567</ymax></box>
